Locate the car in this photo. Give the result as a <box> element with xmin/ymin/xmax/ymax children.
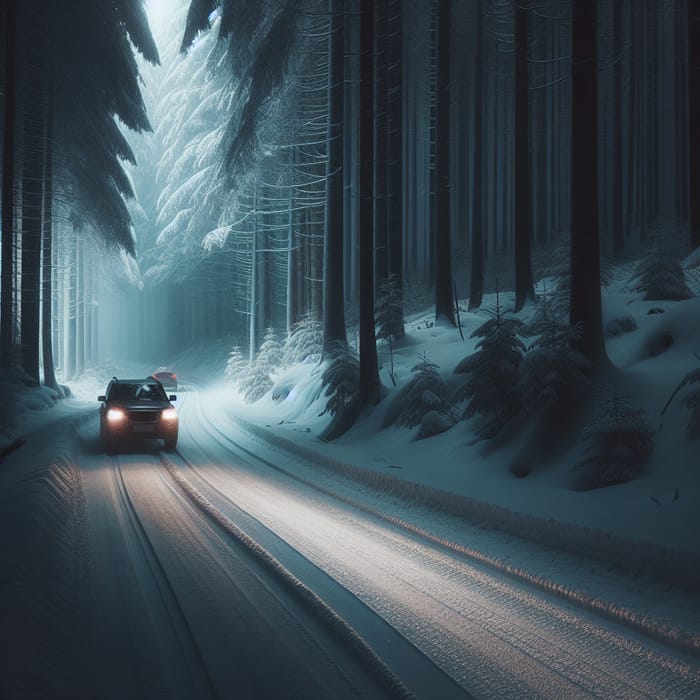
<box><xmin>98</xmin><ymin>377</ymin><xmax>178</xmax><ymax>453</ymax></box>
<box><xmin>152</xmin><ymin>367</ymin><xmax>178</xmax><ymax>391</ymax></box>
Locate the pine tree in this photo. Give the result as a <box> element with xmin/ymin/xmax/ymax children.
<box><xmin>389</xmin><ymin>352</ymin><xmax>456</xmax><ymax>436</ymax></box>
<box><xmin>575</xmin><ymin>391</ymin><xmax>655</xmax><ymax>489</ymax></box>
<box><xmin>257</xmin><ymin>328</ymin><xmax>283</xmax><ymax>374</ymax></box>
<box><xmin>455</xmin><ymin>292</ymin><xmax>525</xmax><ymax>438</ymax></box>
<box><xmin>283</xmin><ymin>315</ymin><xmax>323</xmax><ymax>366</ymax></box>
<box><xmin>319</xmin><ymin>340</ymin><xmax>360</xmax><ymax>440</ymax></box>
<box><xmin>661</xmin><ymin>357</ymin><xmax>700</xmax><ymax>438</ymax></box>
<box><xmin>239</xmin><ymin>363</ymin><xmax>274</xmax><ymax>404</ymax></box>
<box><xmin>376</xmin><ymin>274</ymin><xmax>404</xmax><ymax>343</ymax></box>
<box><xmin>517</xmin><ymin>306</ymin><xmax>590</xmax><ymax>420</ymax></box>
<box><xmin>225</xmin><ymin>345</ymin><xmax>247</xmax><ymax>383</ymax></box>
<box><xmin>628</xmin><ymin>250</ymin><xmax>694</xmax><ymax>301</ymax></box>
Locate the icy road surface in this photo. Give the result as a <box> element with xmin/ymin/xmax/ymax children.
<box><xmin>3</xmin><ymin>387</ymin><xmax>700</xmax><ymax>699</ymax></box>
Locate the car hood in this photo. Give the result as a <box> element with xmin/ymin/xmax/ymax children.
<box><xmin>109</xmin><ymin>400</ymin><xmax>172</xmax><ymax>410</ymax></box>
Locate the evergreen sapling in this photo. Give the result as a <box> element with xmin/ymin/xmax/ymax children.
<box><xmin>225</xmin><ymin>345</ymin><xmax>248</xmax><ymax>387</ymax></box>
<box><xmin>282</xmin><ymin>315</ymin><xmax>323</xmax><ymax>366</ymax></box>
<box><xmin>390</xmin><ymin>352</ymin><xmax>457</xmax><ymax>438</ymax></box>
<box><xmin>455</xmin><ymin>292</ymin><xmax>525</xmax><ymax>439</ymax></box>
<box><xmin>575</xmin><ymin>390</ymin><xmax>655</xmax><ymax>489</ymax></box>
<box><xmin>628</xmin><ymin>249</ymin><xmax>694</xmax><ymax>301</ymax></box>
<box><xmin>661</xmin><ymin>353</ymin><xmax>700</xmax><ymax>438</ymax></box>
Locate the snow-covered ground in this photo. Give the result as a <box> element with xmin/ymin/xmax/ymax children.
<box><xmin>2</xmin><ymin>260</ymin><xmax>700</xmax><ymax>698</ymax></box>
<box><xmin>225</xmin><ymin>261</ymin><xmax>700</xmax><ymax>578</ymax></box>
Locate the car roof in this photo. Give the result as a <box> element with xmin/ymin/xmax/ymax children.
<box><xmin>112</xmin><ymin>378</ymin><xmax>160</xmax><ymax>384</ymax></box>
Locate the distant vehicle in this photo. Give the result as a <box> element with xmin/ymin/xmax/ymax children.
<box><xmin>152</xmin><ymin>367</ymin><xmax>178</xmax><ymax>391</ymax></box>
<box><xmin>98</xmin><ymin>377</ymin><xmax>178</xmax><ymax>453</ymax></box>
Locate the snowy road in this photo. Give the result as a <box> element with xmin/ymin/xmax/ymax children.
<box><xmin>4</xmin><ymin>388</ymin><xmax>700</xmax><ymax>699</ymax></box>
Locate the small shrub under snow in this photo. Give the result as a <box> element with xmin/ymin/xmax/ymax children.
<box><xmin>455</xmin><ymin>294</ymin><xmax>525</xmax><ymax>439</ymax></box>
<box><xmin>661</xmin><ymin>359</ymin><xmax>700</xmax><ymax>438</ymax></box>
<box><xmin>605</xmin><ymin>315</ymin><xmax>638</xmax><ymax>338</ymax></box>
<box><xmin>225</xmin><ymin>346</ymin><xmax>247</xmax><ymax>385</ymax></box>
<box><xmin>283</xmin><ymin>315</ymin><xmax>322</xmax><ymax>367</ymax></box>
<box><xmin>517</xmin><ymin>319</ymin><xmax>590</xmax><ymax>421</ymax></box>
<box><xmin>628</xmin><ymin>251</ymin><xmax>694</xmax><ymax>301</ymax></box>
<box><xmin>389</xmin><ymin>353</ymin><xmax>454</xmax><ymax>433</ymax></box>
<box><xmin>574</xmin><ymin>392</ymin><xmax>655</xmax><ymax>490</ymax></box>
<box><xmin>418</xmin><ymin>408</ymin><xmax>459</xmax><ymax>439</ymax></box>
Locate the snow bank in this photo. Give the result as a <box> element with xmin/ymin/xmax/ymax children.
<box><xmin>0</xmin><ymin>419</ymin><xmax>90</xmax><ymax>699</ymax></box>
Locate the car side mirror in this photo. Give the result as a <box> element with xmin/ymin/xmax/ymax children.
<box><xmin>169</xmin><ymin>395</ymin><xmax>177</xmax><ymax>402</ymax></box>
<box><xmin>98</xmin><ymin>395</ymin><xmax>106</xmax><ymax>402</ymax></box>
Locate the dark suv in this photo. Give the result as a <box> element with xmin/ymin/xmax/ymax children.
<box><xmin>98</xmin><ymin>377</ymin><xmax>178</xmax><ymax>453</ymax></box>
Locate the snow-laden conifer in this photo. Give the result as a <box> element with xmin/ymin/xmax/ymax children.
<box><xmin>661</xmin><ymin>357</ymin><xmax>700</xmax><ymax>438</ymax></box>
<box><xmin>239</xmin><ymin>363</ymin><xmax>274</xmax><ymax>404</ymax></box>
<box><xmin>628</xmin><ymin>249</ymin><xmax>694</xmax><ymax>301</ymax></box>
<box><xmin>376</xmin><ymin>274</ymin><xmax>404</xmax><ymax>343</ymax></box>
<box><xmin>455</xmin><ymin>293</ymin><xmax>525</xmax><ymax>438</ymax></box>
<box><xmin>236</xmin><ymin>329</ymin><xmax>282</xmax><ymax>403</ymax></box>
<box><xmin>225</xmin><ymin>346</ymin><xmax>247</xmax><ymax>385</ymax></box>
<box><xmin>575</xmin><ymin>391</ymin><xmax>655</xmax><ymax>489</ymax></box>
<box><xmin>257</xmin><ymin>328</ymin><xmax>283</xmax><ymax>373</ymax></box>
<box><xmin>319</xmin><ymin>342</ymin><xmax>360</xmax><ymax>440</ymax></box>
<box><xmin>283</xmin><ymin>315</ymin><xmax>323</xmax><ymax>366</ymax></box>
<box><xmin>517</xmin><ymin>293</ymin><xmax>590</xmax><ymax>419</ymax></box>
<box><xmin>386</xmin><ymin>353</ymin><xmax>456</xmax><ymax>437</ymax></box>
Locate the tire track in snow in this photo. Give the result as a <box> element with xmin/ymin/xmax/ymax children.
<box><xmin>178</xmin><ymin>391</ymin><xmax>700</xmax><ymax>698</ymax></box>
<box><xmin>109</xmin><ymin>455</ymin><xmax>219</xmax><ymax>699</ymax></box>
<box><xmin>158</xmin><ymin>446</ymin><xmax>417</xmax><ymax>700</ymax></box>
<box><xmin>223</xmin><ymin>411</ymin><xmax>700</xmax><ymax>663</ymax></box>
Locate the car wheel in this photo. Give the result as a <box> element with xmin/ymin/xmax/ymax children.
<box><xmin>164</xmin><ymin>436</ymin><xmax>177</xmax><ymax>452</ymax></box>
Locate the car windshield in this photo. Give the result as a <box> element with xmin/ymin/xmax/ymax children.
<box><xmin>110</xmin><ymin>383</ymin><xmax>166</xmax><ymax>402</ymax></box>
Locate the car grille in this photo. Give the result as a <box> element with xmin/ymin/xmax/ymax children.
<box><xmin>128</xmin><ymin>410</ymin><xmax>160</xmax><ymax>422</ymax></box>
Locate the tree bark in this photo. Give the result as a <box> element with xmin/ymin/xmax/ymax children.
<box><xmin>514</xmin><ymin>0</ymin><xmax>535</xmax><ymax>311</ymax></box>
<box><xmin>1</xmin><ymin>0</ymin><xmax>17</xmax><ymax>369</ymax></box>
<box><xmin>434</xmin><ymin>0</ymin><xmax>455</xmax><ymax>324</ymax></box>
<box><xmin>386</xmin><ymin>0</ymin><xmax>404</xmax><ymax>339</ymax></box>
<box><xmin>359</xmin><ymin>0</ymin><xmax>380</xmax><ymax>406</ymax></box>
<box><xmin>469</xmin><ymin>0</ymin><xmax>484</xmax><ymax>311</ymax></box>
<box><xmin>249</xmin><ymin>197</ymin><xmax>258</xmax><ymax>363</ymax></box>
<box><xmin>373</xmin><ymin>0</ymin><xmax>388</xmax><ymax>289</ymax></box>
<box><xmin>690</xmin><ymin>0</ymin><xmax>700</xmax><ymax>250</ymax></box>
<box><xmin>322</xmin><ymin>0</ymin><xmax>347</xmax><ymax>353</ymax></box>
<box><xmin>21</xmin><ymin>70</ymin><xmax>45</xmax><ymax>384</ymax></box>
<box><xmin>286</xmin><ymin>175</ymin><xmax>298</xmax><ymax>335</ymax></box>
<box><xmin>42</xmin><ymin>87</ymin><xmax>59</xmax><ymax>391</ymax></box>
<box><xmin>612</xmin><ymin>0</ymin><xmax>624</xmax><ymax>258</ymax></box>
<box><xmin>570</xmin><ymin>0</ymin><xmax>608</xmax><ymax>367</ymax></box>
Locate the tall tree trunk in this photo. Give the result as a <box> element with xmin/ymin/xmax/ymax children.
<box><xmin>75</xmin><ymin>237</ymin><xmax>84</xmax><ymax>377</ymax></box>
<box><xmin>322</xmin><ymin>0</ymin><xmax>347</xmax><ymax>353</ymax></box>
<box><xmin>469</xmin><ymin>0</ymin><xmax>484</xmax><ymax>311</ymax></box>
<box><xmin>514</xmin><ymin>0</ymin><xmax>535</xmax><ymax>311</ymax></box>
<box><xmin>373</xmin><ymin>0</ymin><xmax>388</xmax><ymax>289</ymax></box>
<box><xmin>570</xmin><ymin>0</ymin><xmax>608</xmax><ymax>367</ymax></box>
<box><xmin>20</xmin><ymin>69</ymin><xmax>44</xmax><ymax>384</ymax></box>
<box><xmin>286</xmin><ymin>177</ymin><xmax>297</xmax><ymax>335</ymax></box>
<box><xmin>612</xmin><ymin>0</ymin><xmax>624</xmax><ymax>258</ymax></box>
<box><xmin>260</xmin><ymin>221</ymin><xmax>271</xmax><ymax>331</ymax></box>
<box><xmin>434</xmin><ymin>0</ymin><xmax>455</xmax><ymax>324</ymax></box>
<box><xmin>1</xmin><ymin>0</ymin><xmax>17</xmax><ymax>369</ymax></box>
<box><xmin>386</xmin><ymin>0</ymin><xmax>404</xmax><ymax>339</ymax></box>
<box><xmin>690</xmin><ymin>0</ymin><xmax>700</xmax><ymax>250</ymax></box>
<box><xmin>41</xmin><ymin>87</ymin><xmax>58</xmax><ymax>391</ymax></box>
<box><xmin>359</xmin><ymin>0</ymin><xmax>380</xmax><ymax>405</ymax></box>
<box><xmin>249</xmin><ymin>198</ymin><xmax>258</xmax><ymax>363</ymax></box>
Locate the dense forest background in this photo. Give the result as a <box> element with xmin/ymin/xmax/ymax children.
<box><xmin>1</xmin><ymin>0</ymin><xmax>699</xmax><ymax>431</ymax></box>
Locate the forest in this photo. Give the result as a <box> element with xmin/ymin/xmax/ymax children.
<box><xmin>1</xmin><ymin>0</ymin><xmax>699</xmax><ymax>449</ymax></box>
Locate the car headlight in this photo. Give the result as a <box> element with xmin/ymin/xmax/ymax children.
<box><xmin>161</xmin><ymin>408</ymin><xmax>178</xmax><ymax>421</ymax></box>
<box><xmin>106</xmin><ymin>408</ymin><xmax>126</xmax><ymax>422</ymax></box>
